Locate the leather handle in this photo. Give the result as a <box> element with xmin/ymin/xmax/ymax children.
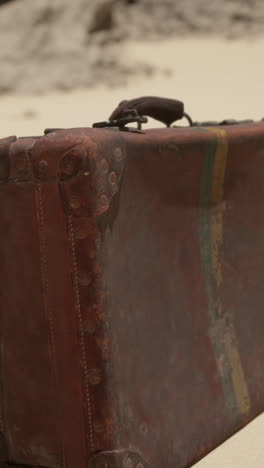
<box><xmin>109</xmin><ymin>96</ymin><xmax>193</xmax><ymax>127</ymax></box>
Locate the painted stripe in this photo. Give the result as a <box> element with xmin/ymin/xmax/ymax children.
<box><xmin>198</xmin><ymin>127</ymin><xmax>251</xmax><ymax>418</ymax></box>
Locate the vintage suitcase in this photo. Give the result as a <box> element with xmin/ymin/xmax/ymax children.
<box><xmin>0</xmin><ymin>121</ymin><xmax>264</xmax><ymax>468</ymax></box>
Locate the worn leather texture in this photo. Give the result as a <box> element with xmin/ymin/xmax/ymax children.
<box><xmin>0</xmin><ymin>123</ymin><xmax>264</xmax><ymax>468</ymax></box>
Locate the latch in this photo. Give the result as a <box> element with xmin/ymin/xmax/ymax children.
<box><xmin>93</xmin><ymin>109</ymin><xmax>148</xmax><ymax>131</ymax></box>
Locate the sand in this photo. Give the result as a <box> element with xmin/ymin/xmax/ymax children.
<box><xmin>1</xmin><ymin>37</ymin><xmax>264</xmax><ymax>138</ymax></box>
<box><xmin>0</xmin><ymin>0</ymin><xmax>264</xmax><ymax>93</ymax></box>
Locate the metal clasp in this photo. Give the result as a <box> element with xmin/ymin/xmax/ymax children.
<box><xmin>93</xmin><ymin>109</ymin><xmax>148</xmax><ymax>131</ymax></box>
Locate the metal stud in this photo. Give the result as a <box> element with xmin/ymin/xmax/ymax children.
<box><xmin>100</xmin><ymin>159</ymin><xmax>108</xmax><ymax>172</ymax></box>
<box><xmin>39</xmin><ymin>160</ymin><xmax>48</xmax><ymax>174</ymax></box>
<box><xmin>139</xmin><ymin>421</ymin><xmax>148</xmax><ymax>435</ymax></box>
<box><xmin>87</xmin><ymin>368</ymin><xmax>102</xmax><ymax>385</ymax></box>
<box><xmin>100</xmin><ymin>194</ymin><xmax>108</xmax><ymax>207</ymax></box>
<box><xmin>114</xmin><ymin>148</ymin><xmax>122</xmax><ymax>162</ymax></box>
<box><xmin>69</xmin><ymin>196</ymin><xmax>82</xmax><ymax>210</ymax></box>
<box><xmin>109</xmin><ymin>171</ymin><xmax>116</xmax><ymax>185</ymax></box>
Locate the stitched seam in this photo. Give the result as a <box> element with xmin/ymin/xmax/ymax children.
<box><xmin>37</xmin><ymin>183</ymin><xmax>65</xmax><ymax>466</ymax></box>
<box><xmin>68</xmin><ymin>214</ymin><xmax>94</xmax><ymax>452</ymax></box>
<box><xmin>26</xmin><ymin>146</ymin><xmax>34</xmax><ymax>179</ymax></box>
<box><xmin>37</xmin><ymin>184</ymin><xmax>54</xmax><ymax>358</ymax></box>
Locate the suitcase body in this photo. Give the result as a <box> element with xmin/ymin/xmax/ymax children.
<box><xmin>0</xmin><ymin>123</ymin><xmax>264</xmax><ymax>468</ymax></box>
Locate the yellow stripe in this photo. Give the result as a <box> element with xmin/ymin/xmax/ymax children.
<box><xmin>205</xmin><ymin>127</ymin><xmax>251</xmax><ymax>417</ymax></box>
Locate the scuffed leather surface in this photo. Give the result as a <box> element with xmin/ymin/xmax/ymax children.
<box><xmin>0</xmin><ymin>124</ymin><xmax>264</xmax><ymax>468</ymax></box>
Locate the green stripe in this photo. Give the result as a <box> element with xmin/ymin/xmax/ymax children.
<box><xmin>196</xmin><ymin>129</ymin><xmax>239</xmax><ymax>418</ymax></box>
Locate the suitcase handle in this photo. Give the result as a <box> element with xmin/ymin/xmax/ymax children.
<box><xmin>93</xmin><ymin>96</ymin><xmax>193</xmax><ymax>130</ymax></box>
<box><xmin>107</xmin><ymin>96</ymin><xmax>193</xmax><ymax>128</ymax></box>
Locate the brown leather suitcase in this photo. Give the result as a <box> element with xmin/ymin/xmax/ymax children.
<box><xmin>1</xmin><ymin>122</ymin><xmax>264</xmax><ymax>468</ymax></box>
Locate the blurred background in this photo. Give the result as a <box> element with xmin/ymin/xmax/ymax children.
<box><xmin>0</xmin><ymin>0</ymin><xmax>264</xmax><ymax>136</ymax></box>
<box><xmin>1</xmin><ymin>0</ymin><xmax>264</xmax><ymax>465</ymax></box>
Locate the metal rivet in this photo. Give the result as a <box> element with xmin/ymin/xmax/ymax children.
<box><xmin>78</xmin><ymin>272</ymin><xmax>92</xmax><ymax>286</ymax></box>
<box><xmin>123</xmin><ymin>456</ymin><xmax>133</xmax><ymax>468</ymax></box>
<box><xmin>39</xmin><ymin>160</ymin><xmax>48</xmax><ymax>173</ymax></box>
<box><xmin>100</xmin><ymin>194</ymin><xmax>108</xmax><ymax>207</ymax></box>
<box><xmin>69</xmin><ymin>196</ymin><xmax>82</xmax><ymax>210</ymax></box>
<box><xmin>109</xmin><ymin>171</ymin><xmax>116</xmax><ymax>185</ymax></box>
<box><xmin>101</xmin><ymin>159</ymin><xmax>108</xmax><ymax>172</ymax></box>
<box><xmin>87</xmin><ymin>368</ymin><xmax>102</xmax><ymax>385</ymax></box>
<box><xmin>114</xmin><ymin>148</ymin><xmax>122</xmax><ymax>162</ymax></box>
<box><xmin>93</xmin><ymin>420</ymin><xmax>104</xmax><ymax>433</ymax></box>
<box><xmin>139</xmin><ymin>421</ymin><xmax>148</xmax><ymax>435</ymax></box>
